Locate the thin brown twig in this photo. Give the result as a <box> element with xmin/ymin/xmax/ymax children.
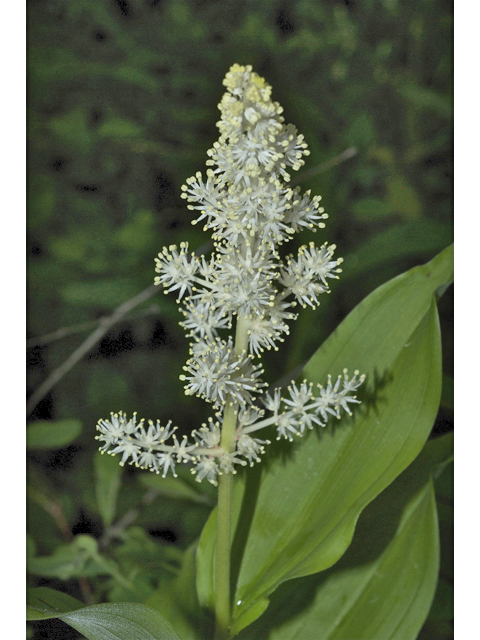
<box><xmin>26</xmin><ymin>241</ymin><xmax>212</xmax><ymax>417</ymax></box>
<box><xmin>26</xmin><ymin>283</ymin><xmax>159</xmax><ymax>416</ymax></box>
<box><xmin>27</xmin><ymin>304</ymin><xmax>161</xmax><ymax>349</ymax></box>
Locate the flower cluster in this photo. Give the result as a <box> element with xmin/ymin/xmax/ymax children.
<box><xmin>96</xmin><ymin>64</ymin><xmax>365</xmax><ymax>486</ymax></box>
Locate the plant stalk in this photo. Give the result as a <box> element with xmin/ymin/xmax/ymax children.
<box><xmin>214</xmin><ymin>316</ymin><xmax>249</xmax><ymax>639</ymax></box>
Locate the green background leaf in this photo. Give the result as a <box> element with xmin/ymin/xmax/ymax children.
<box><xmin>146</xmin><ymin>542</ymin><xmax>209</xmax><ymax>640</ymax></box>
<box><xmin>28</xmin><ymin>535</ymin><xmax>105</xmax><ymax>581</ymax></box>
<box><xmin>26</xmin><ymin>419</ymin><xmax>83</xmax><ymax>450</ymax></box>
<box><xmin>27</xmin><ymin>587</ymin><xmax>84</xmax><ymax>621</ymax></box>
<box><xmin>138</xmin><ymin>472</ymin><xmax>215</xmax><ymax>506</ymax></box>
<box><xmin>94</xmin><ymin>451</ymin><xmax>124</xmax><ymax>527</ymax></box>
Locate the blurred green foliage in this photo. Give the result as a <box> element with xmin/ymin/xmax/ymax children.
<box><xmin>27</xmin><ymin>1</ymin><xmax>452</xmax><ymax>638</ymax></box>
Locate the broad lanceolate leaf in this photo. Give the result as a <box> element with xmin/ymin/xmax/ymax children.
<box><xmin>197</xmin><ymin>245</ymin><xmax>452</xmax><ymax>635</ymax></box>
<box><xmin>238</xmin><ymin>432</ymin><xmax>452</xmax><ymax>640</ymax></box>
<box><xmin>27</xmin><ymin>588</ymin><xmax>182</xmax><ymax>640</ymax></box>
<box><xmin>26</xmin><ymin>418</ymin><xmax>82</xmax><ymax>449</ymax></box>
<box><xmin>60</xmin><ymin>603</ymin><xmax>183</xmax><ymax>640</ymax></box>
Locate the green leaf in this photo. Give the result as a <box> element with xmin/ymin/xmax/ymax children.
<box><xmin>48</xmin><ymin>107</ymin><xmax>94</xmax><ymax>155</ymax></box>
<box><xmin>238</xmin><ymin>433</ymin><xmax>452</xmax><ymax>640</ymax></box>
<box><xmin>147</xmin><ymin>543</ymin><xmax>209</xmax><ymax>640</ymax></box>
<box><xmin>350</xmin><ymin>196</ymin><xmax>393</xmax><ymax>221</ymax></box>
<box><xmin>94</xmin><ymin>451</ymin><xmax>124</xmax><ymax>527</ymax></box>
<box><xmin>63</xmin><ymin>603</ymin><xmax>183</xmax><ymax>640</ymax></box>
<box><xmin>138</xmin><ymin>473</ymin><xmax>214</xmax><ymax>506</ymax></box>
<box><xmin>197</xmin><ymin>245</ymin><xmax>453</xmax><ymax>634</ymax></box>
<box><xmin>106</xmin><ymin>526</ymin><xmax>181</xmax><ymax>602</ymax></box>
<box><xmin>385</xmin><ymin>174</ymin><xmax>422</xmax><ymax>219</ymax></box>
<box><xmin>27</xmin><ymin>587</ymin><xmax>83</xmax><ymax>621</ymax></box>
<box><xmin>26</xmin><ymin>419</ymin><xmax>83</xmax><ymax>450</ymax></box>
<box><xmin>61</xmin><ymin>277</ymin><xmax>140</xmax><ymax>308</ymax></box>
<box><xmin>98</xmin><ymin>116</ymin><xmax>144</xmax><ymax>139</ymax></box>
<box><xmin>27</xmin><ymin>534</ymin><xmax>139</xmax><ymax>587</ymax></box>
<box><xmin>27</xmin><ymin>588</ymin><xmax>182</xmax><ymax>639</ymax></box>
<box><xmin>27</xmin><ymin>535</ymin><xmax>103</xmax><ymax>580</ymax></box>
<box><xmin>397</xmin><ymin>83</ymin><xmax>452</xmax><ymax>119</ymax></box>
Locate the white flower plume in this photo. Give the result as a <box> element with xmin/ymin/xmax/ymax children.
<box><xmin>97</xmin><ymin>64</ymin><xmax>365</xmax><ymax>484</ymax></box>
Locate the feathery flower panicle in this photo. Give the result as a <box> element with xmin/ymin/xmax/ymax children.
<box><xmin>96</xmin><ymin>64</ymin><xmax>365</xmax><ymax>484</ymax></box>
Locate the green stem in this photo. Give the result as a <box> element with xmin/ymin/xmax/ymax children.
<box><xmin>214</xmin><ymin>405</ymin><xmax>236</xmax><ymax>640</ymax></box>
<box><xmin>214</xmin><ymin>316</ymin><xmax>249</xmax><ymax>640</ymax></box>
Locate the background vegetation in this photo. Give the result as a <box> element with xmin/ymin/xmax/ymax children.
<box><xmin>27</xmin><ymin>1</ymin><xmax>453</xmax><ymax>638</ymax></box>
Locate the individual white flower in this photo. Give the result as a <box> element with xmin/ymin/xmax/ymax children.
<box><xmin>96</xmin><ymin>411</ymin><xmax>142</xmax><ymax>450</ymax></box>
<box><xmin>300</xmin><ymin>242</ymin><xmax>343</xmax><ymax>286</ymax></box>
<box><xmin>276</xmin><ymin>411</ymin><xmax>302</xmax><ymax>441</ymax></box>
<box><xmin>180</xmin><ymin>338</ymin><xmax>266</xmax><ymax>407</ymax></box>
<box><xmin>314</xmin><ymin>374</ymin><xmax>343</xmax><ymax>421</ymax></box>
<box><xmin>277</xmin><ymin>242</ymin><xmax>342</xmax><ymax>309</ymax></box>
<box><xmin>193</xmin><ymin>456</ymin><xmax>220</xmax><ymax>485</ymax></box>
<box><xmin>283</xmin><ymin>381</ymin><xmax>325</xmax><ymax>432</ymax></box>
<box><xmin>247</xmin><ymin>315</ymin><xmax>285</xmax><ymax>355</ymax></box>
<box><xmin>110</xmin><ymin>439</ymin><xmax>142</xmax><ymax>467</ymax></box>
<box><xmin>263</xmin><ymin>388</ymin><xmax>283</xmax><ymax>415</ymax></box>
<box><xmin>275</xmin><ymin>124</ymin><xmax>310</xmax><ymax>174</ymax></box>
<box><xmin>172</xmin><ymin>436</ymin><xmax>198</xmax><ymax>462</ymax></box>
<box><xmin>138</xmin><ymin>449</ymin><xmax>161</xmax><ymax>473</ymax></box>
<box><xmin>154</xmin><ymin>242</ymin><xmax>199</xmax><ymax>301</ymax></box>
<box><xmin>136</xmin><ymin>419</ymin><xmax>173</xmax><ymax>448</ymax></box>
<box><xmin>180</xmin><ymin>301</ymin><xmax>231</xmax><ymax>341</ymax></box>
<box><xmin>157</xmin><ymin>451</ymin><xmax>178</xmax><ymax>478</ymax></box>
<box><xmin>192</xmin><ymin>420</ymin><xmax>222</xmax><ymax>452</ymax></box>
<box><xmin>236</xmin><ymin>433</ymin><xmax>270</xmax><ymax>466</ymax></box>
<box><xmin>283</xmin><ymin>380</ymin><xmax>314</xmax><ymax>412</ymax></box>
<box><xmin>285</xmin><ymin>187</ymin><xmax>328</xmax><ymax>233</ymax></box>
<box><xmin>95</xmin><ymin>412</ymin><xmax>127</xmax><ymax>450</ymax></box>
<box><xmin>337</xmin><ymin>369</ymin><xmax>365</xmax><ymax>415</ymax></box>
<box><xmin>180</xmin><ymin>171</ymin><xmax>225</xmax><ymax>228</ymax></box>
<box><xmin>218</xmin><ymin>450</ymin><xmax>248</xmax><ymax>474</ymax></box>
<box><xmin>237</xmin><ymin>406</ymin><xmax>265</xmax><ymax>428</ymax></box>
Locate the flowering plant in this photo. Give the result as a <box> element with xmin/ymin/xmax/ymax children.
<box><xmin>95</xmin><ymin>64</ymin><xmax>365</xmax><ymax>637</ymax></box>
<box><xmin>27</xmin><ymin>65</ymin><xmax>453</xmax><ymax>640</ymax></box>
